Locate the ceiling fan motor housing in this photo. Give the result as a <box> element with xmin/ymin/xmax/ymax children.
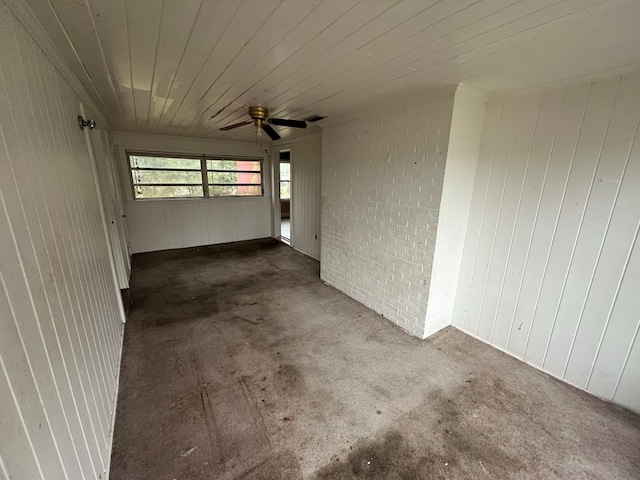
<box><xmin>249</xmin><ymin>106</ymin><xmax>269</xmax><ymax>120</ymax></box>
<box><xmin>249</xmin><ymin>106</ymin><xmax>268</xmax><ymax>128</ymax></box>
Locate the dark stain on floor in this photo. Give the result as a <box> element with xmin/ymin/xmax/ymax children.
<box><xmin>110</xmin><ymin>238</ymin><xmax>640</xmax><ymax>480</ymax></box>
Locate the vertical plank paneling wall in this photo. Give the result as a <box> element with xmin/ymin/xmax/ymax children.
<box><xmin>291</xmin><ymin>135</ymin><xmax>322</xmax><ymax>261</ymax></box>
<box><xmin>453</xmin><ymin>74</ymin><xmax>640</xmax><ymax>413</ymax></box>
<box><xmin>0</xmin><ymin>4</ymin><xmax>124</xmax><ymax>479</ymax></box>
<box><xmin>274</xmin><ymin>134</ymin><xmax>322</xmax><ymax>260</ymax></box>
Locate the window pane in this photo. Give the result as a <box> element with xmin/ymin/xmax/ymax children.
<box><xmin>134</xmin><ymin>185</ymin><xmax>203</xmax><ymax>198</ymax></box>
<box><xmin>279</xmin><ymin>162</ymin><xmax>290</xmax><ymax>181</ymax></box>
<box><xmin>130</xmin><ymin>155</ymin><xmax>200</xmax><ymax>170</ymax></box>
<box><xmin>280</xmin><ymin>181</ymin><xmax>290</xmax><ymax>200</ymax></box>
<box><xmin>208</xmin><ymin>172</ymin><xmax>261</xmax><ymax>185</ymax></box>
<box><xmin>132</xmin><ymin>170</ymin><xmax>202</xmax><ymax>185</ymax></box>
<box><xmin>209</xmin><ymin>185</ymin><xmax>262</xmax><ymax>197</ymax></box>
<box><xmin>209</xmin><ymin>171</ymin><xmax>237</xmax><ymax>184</ymax></box>
<box><xmin>207</xmin><ymin>159</ymin><xmax>261</xmax><ymax>172</ymax></box>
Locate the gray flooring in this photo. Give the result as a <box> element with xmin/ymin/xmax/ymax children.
<box><xmin>110</xmin><ymin>238</ymin><xmax>640</xmax><ymax>479</ymax></box>
<box><xmin>281</xmin><ymin>218</ymin><xmax>290</xmax><ymax>243</ymax></box>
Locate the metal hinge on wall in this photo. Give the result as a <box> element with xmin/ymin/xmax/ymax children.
<box><xmin>78</xmin><ymin>115</ymin><xmax>96</xmax><ymax>130</ymax></box>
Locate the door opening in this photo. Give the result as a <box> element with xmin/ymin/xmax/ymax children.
<box><xmin>279</xmin><ymin>150</ymin><xmax>291</xmax><ymax>245</ymax></box>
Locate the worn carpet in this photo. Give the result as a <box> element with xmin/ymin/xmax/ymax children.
<box><xmin>110</xmin><ymin>238</ymin><xmax>640</xmax><ymax>479</ymax></box>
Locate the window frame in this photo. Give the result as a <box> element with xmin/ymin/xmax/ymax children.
<box><xmin>126</xmin><ymin>150</ymin><xmax>264</xmax><ymax>200</ymax></box>
<box><xmin>279</xmin><ymin>160</ymin><xmax>291</xmax><ymax>200</ymax></box>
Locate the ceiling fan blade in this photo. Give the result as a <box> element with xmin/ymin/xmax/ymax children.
<box><xmin>269</xmin><ymin>118</ymin><xmax>307</xmax><ymax>129</ymax></box>
<box><xmin>262</xmin><ymin>123</ymin><xmax>281</xmax><ymax>141</ymax></box>
<box><xmin>219</xmin><ymin>119</ymin><xmax>252</xmax><ymax>131</ymax></box>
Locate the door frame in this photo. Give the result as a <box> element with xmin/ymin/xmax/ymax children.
<box><xmin>272</xmin><ymin>145</ymin><xmax>294</xmax><ymax>246</ymax></box>
<box><xmin>81</xmin><ymin>102</ymin><xmax>127</xmax><ymax>323</ymax></box>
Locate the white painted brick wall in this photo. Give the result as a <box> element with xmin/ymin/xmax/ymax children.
<box><xmin>321</xmin><ymin>94</ymin><xmax>455</xmax><ymax>337</ymax></box>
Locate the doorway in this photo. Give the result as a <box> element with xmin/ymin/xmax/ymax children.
<box><xmin>279</xmin><ymin>150</ymin><xmax>291</xmax><ymax>245</ymax></box>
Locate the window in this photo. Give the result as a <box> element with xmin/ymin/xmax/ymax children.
<box><xmin>128</xmin><ymin>152</ymin><xmax>263</xmax><ymax>199</ymax></box>
<box><xmin>129</xmin><ymin>154</ymin><xmax>203</xmax><ymax>198</ymax></box>
<box><xmin>279</xmin><ymin>161</ymin><xmax>290</xmax><ymax>200</ymax></box>
<box><xmin>207</xmin><ymin>158</ymin><xmax>262</xmax><ymax>197</ymax></box>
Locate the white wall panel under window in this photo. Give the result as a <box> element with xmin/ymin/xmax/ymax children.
<box><xmin>453</xmin><ymin>74</ymin><xmax>640</xmax><ymax>413</ymax></box>
<box><xmin>0</xmin><ymin>3</ymin><xmax>124</xmax><ymax>478</ymax></box>
<box><xmin>112</xmin><ymin>132</ymin><xmax>272</xmax><ymax>253</ymax></box>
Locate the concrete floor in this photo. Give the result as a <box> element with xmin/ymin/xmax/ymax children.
<box><xmin>281</xmin><ymin>219</ymin><xmax>291</xmax><ymax>244</ymax></box>
<box><xmin>110</xmin><ymin>239</ymin><xmax>640</xmax><ymax>480</ymax></box>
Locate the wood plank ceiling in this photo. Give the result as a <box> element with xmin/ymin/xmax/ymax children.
<box><xmin>17</xmin><ymin>0</ymin><xmax>640</xmax><ymax>141</ymax></box>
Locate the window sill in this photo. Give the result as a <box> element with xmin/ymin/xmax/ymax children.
<box><xmin>127</xmin><ymin>195</ymin><xmax>265</xmax><ymax>203</ymax></box>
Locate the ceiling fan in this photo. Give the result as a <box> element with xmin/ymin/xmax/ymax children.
<box><xmin>218</xmin><ymin>106</ymin><xmax>322</xmax><ymax>141</ymax></box>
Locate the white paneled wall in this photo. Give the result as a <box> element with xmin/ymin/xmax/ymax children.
<box><xmin>126</xmin><ymin>198</ymin><xmax>270</xmax><ymax>254</ymax></box>
<box><xmin>0</xmin><ymin>3</ymin><xmax>124</xmax><ymax>479</ymax></box>
<box><xmin>112</xmin><ymin>132</ymin><xmax>271</xmax><ymax>254</ymax></box>
<box><xmin>275</xmin><ymin>134</ymin><xmax>322</xmax><ymax>260</ymax></box>
<box><xmin>424</xmin><ymin>87</ymin><xmax>487</xmax><ymax>337</ymax></box>
<box><xmin>321</xmin><ymin>93</ymin><xmax>455</xmax><ymax>337</ymax></box>
<box><xmin>453</xmin><ymin>74</ymin><xmax>640</xmax><ymax>413</ymax></box>
<box><xmin>91</xmin><ymin>129</ymin><xmax>131</xmax><ymax>289</ymax></box>
<box><xmin>291</xmin><ymin>135</ymin><xmax>322</xmax><ymax>260</ymax></box>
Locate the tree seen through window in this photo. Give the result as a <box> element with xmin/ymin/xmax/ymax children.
<box><xmin>128</xmin><ymin>154</ymin><xmax>262</xmax><ymax>199</ymax></box>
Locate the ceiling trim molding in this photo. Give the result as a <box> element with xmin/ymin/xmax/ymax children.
<box><xmin>455</xmin><ymin>84</ymin><xmax>491</xmax><ymax>103</ymax></box>
<box><xmin>321</xmin><ymin>85</ymin><xmax>458</xmax><ymax>129</ymax></box>
<box><xmin>489</xmin><ymin>65</ymin><xmax>640</xmax><ymax>101</ymax></box>
<box><xmin>3</xmin><ymin>0</ymin><xmax>110</xmax><ymax>129</ymax></box>
<box><xmin>111</xmin><ymin>131</ymin><xmax>262</xmax><ymax>148</ymax></box>
<box><xmin>272</xmin><ymin>130</ymin><xmax>322</xmax><ymax>146</ymax></box>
